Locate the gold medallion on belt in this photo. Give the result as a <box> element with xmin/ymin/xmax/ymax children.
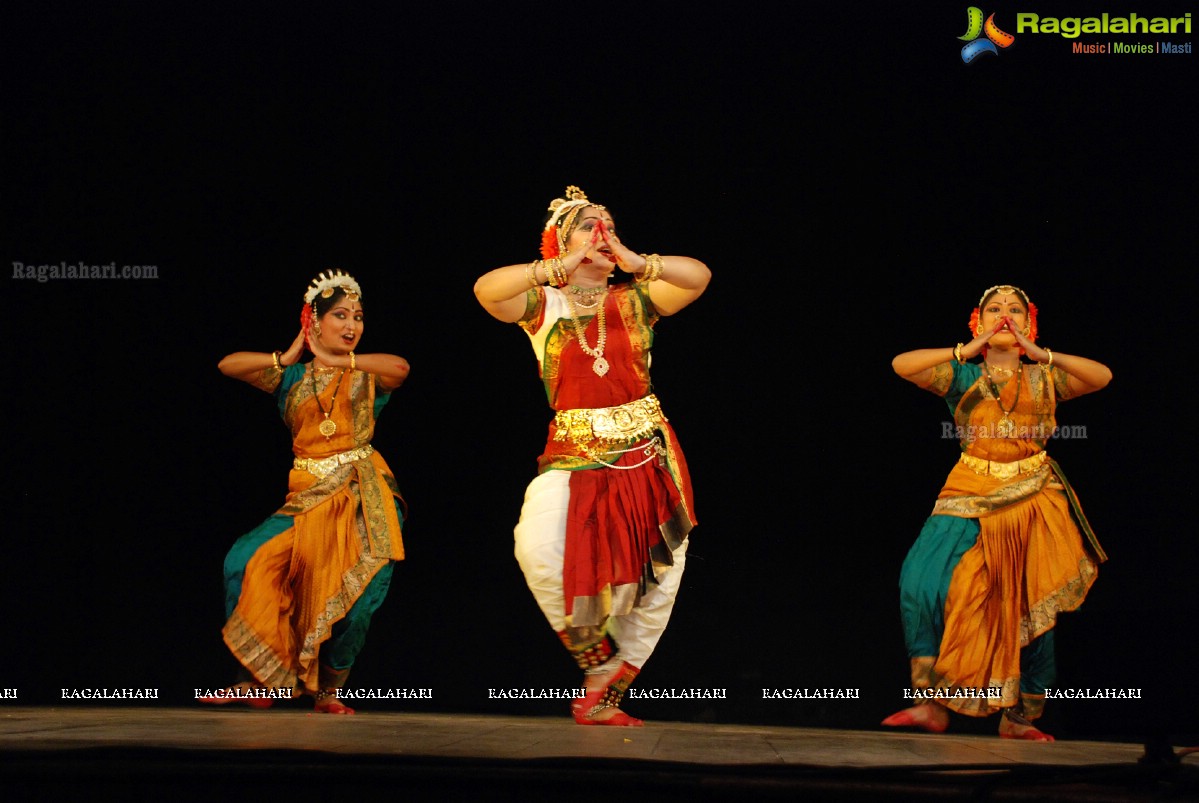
<box><xmin>958</xmin><ymin>450</ymin><xmax>1048</xmax><ymax>480</ymax></box>
<box><xmin>553</xmin><ymin>394</ymin><xmax>666</xmax><ymax>447</ymax></box>
<box><xmin>293</xmin><ymin>444</ymin><xmax>374</xmax><ymax>479</ymax></box>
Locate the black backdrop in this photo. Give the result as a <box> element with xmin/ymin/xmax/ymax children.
<box><xmin>5</xmin><ymin>3</ymin><xmax>1196</xmax><ymax>744</ymax></box>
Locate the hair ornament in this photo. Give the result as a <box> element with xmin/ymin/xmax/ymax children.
<box><xmin>969</xmin><ymin>284</ymin><xmax>1038</xmax><ymax>344</ymax></box>
<box><xmin>303</xmin><ymin>269</ymin><xmax>362</xmax><ymax>305</ymax></box>
<box><xmin>542</xmin><ymin>185</ymin><xmax>605</xmax><ymax>258</ymax></box>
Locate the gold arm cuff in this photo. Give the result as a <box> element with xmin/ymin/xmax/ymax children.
<box><xmin>294</xmin><ymin>445</ymin><xmax>375</xmax><ymax>479</ymax></box>
<box><xmin>958</xmin><ymin>450</ymin><xmax>1048</xmax><ymax>480</ymax></box>
<box><xmin>553</xmin><ymin>394</ymin><xmax>666</xmax><ymax>447</ymax></box>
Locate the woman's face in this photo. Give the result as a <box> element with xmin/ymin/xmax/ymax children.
<box><xmin>566</xmin><ymin>206</ymin><xmax>618</xmax><ymax>267</ymax></box>
<box><xmin>318</xmin><ymin>298</ymin><xmax>364</xmax><ymax>353</ymax></box>
<box><xmin>980</xmin><ymin>292</ymin><xmax>1027</xmax><ymax>344</ymax></box>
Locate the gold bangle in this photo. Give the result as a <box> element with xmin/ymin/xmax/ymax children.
<box><xmin>525</xmin><ymin>261</ymin><xmax>541</xmax><ymax>287</ymax></box>
<box><xmin>953</xmin><ymin>343</ymin><xmax>965</xmax><ymax>364</ymax></box>
<box><xmin>1042</xmin><ymin>348</ymin><xmax>1053</xmax><ymax>367</ymax></box>
<box><xmin>272</xmin><ymin>351</ymin><xmax>283</xmax><ymax>371</ymax></box>
<box><xmin>350</xmin><ymin>351</ymin><xmax>356</xmax><ymax>371</ymax></box>
<box><xmin>636</xmin><ymin>253</ymin><xmax>663</xmax><ymax>283</ymax></box>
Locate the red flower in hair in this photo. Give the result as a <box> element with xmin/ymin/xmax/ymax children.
<box><xmin>540</xmin><ymin>227</ymin><xmax>560</xmax><ymax>259</ymax></box>
<box><xmin>300</xmin><ymin>304</ymin><xmax>314</xmax><ymax>348</ymax></box>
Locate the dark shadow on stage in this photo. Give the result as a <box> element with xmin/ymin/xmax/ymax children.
<box><xmin>5</xmin><ymin>746</ymin><xmax>1199</xmax><ymax>802</ymax></box>
<box><xmin>2</xmin><ymin>709</ymin><xmax>1196</xmax><ymax>802</ymax></box>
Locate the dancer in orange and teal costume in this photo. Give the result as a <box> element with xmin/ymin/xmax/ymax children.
<box><xmin>203</xmin><ymin>270</ymin><xmax>409</xmax><ymax>714</ymax></box>
<box><xmin>883</xmin><ymin>284</ymin><xmax>1110</xmax><ymax>741</ymax></box>
<box><xmin>474</xmin><ymin>186</ymin><xmax>711</xmax><ymax>726</ymax></box>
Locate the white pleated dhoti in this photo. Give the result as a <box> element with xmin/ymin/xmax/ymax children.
<box><xmin>513</xmin><ymin>469</ymin><xmax>688</xmax><ymax>668</ymax></box>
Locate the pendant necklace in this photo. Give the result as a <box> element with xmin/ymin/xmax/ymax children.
<box><xmin>568</xmin><ymin>284</ymin><xmax>606</xmax><ymax>310</ymax></box>
<box><xmin>310</xmin><ymin>365</ymin><xmax>347</xmax><ymax>439</ymax></box>
<box><xmin>983</xmin><ymin>362</ymin><xmax>1022</xmax><ymax>438</ymax></box>
<box><xmin>567</xmin><ymin>292</ymin><xmax>609</xmax><ymax>377</ymax></box>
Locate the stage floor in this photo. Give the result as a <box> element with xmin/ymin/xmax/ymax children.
<box><xmin>1</xmin><ymin>707</ymin><xmax>1195</xmax><ymax>801</ymax></box>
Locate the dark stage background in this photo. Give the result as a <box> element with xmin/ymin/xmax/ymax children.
<box><xmin>5</xmin><ymin>2</ymin><xmax>1195</xmax><ymax>746</ymax></box>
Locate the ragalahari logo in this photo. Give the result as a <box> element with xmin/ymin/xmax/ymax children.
<box><xmin>960</xmin><ymin>7</ymin><xmax>1016</xmax><ymax>62</ymax></box>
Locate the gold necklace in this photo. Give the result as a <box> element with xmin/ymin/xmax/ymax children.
<box><xmin>985</xmin><ymin>362</ymin><xmax>1015</xmax><ymax>378</ymax></box>
<box><xmin>983</xmin><ymin>362</ymin><xmax>1021</xmax><ymax>438</ymax></box>
<box><xmin>568</xmin><ymin>284</ymin><xmax>606</xmax><ymax>310</ymax></box>
<box><xmin>567</xmin><ymin>293</ymin><xmax>609</xmax><ymax>377</ymax></box>
<box><xmin>310</xmin><ymin>366</ymin><xmax>347</xmax><ymax>440</ymax></box>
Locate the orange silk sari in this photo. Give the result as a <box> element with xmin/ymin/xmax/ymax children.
<box><xmin>223</xmin><ymin>365</ymin><xmax>404</xmax><ymax>693</ymax></box>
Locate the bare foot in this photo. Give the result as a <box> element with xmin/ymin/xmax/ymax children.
<box><xmin>881</xmin><ymin>704</ymin><xmax>949</xmax><ymax>733</ymax></box>
<box><xmin>314</xmin><ymin>700</ymin><xmax>355</xmax><ymax>715</ymax></box>
<box><xmin>313</xmin><ymin>692</ymin><xmax>355</xmax><ymax>715</ymax></box>
<box><xmin>572</xmin><ymin>663</ymin><xmax>643</xmax><ymax>726</ymax></box>
<box><xmin>577</xmin><ymin>704</ymin><xmax>643</xmax><ymax>726</ymax></box>
<box><xmin>999</xmin><ymin>711</ymin><xmax>1053</xmax><ymax>741</ymax></box>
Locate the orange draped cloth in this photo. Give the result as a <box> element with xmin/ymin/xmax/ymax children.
<box><xmin>929</xmin><ymin>460</ymin><xmax>1098</xmax><ymax>714</ymax></box>
<box><xmin>905</xmin><ymin>360</ymin><xmax>1104</xmax><ymax>716</ymax></box>
<box><xmin>222</xmin><ymin>365</ymin><xmax>404</xmax><ymax>694</ymax></box>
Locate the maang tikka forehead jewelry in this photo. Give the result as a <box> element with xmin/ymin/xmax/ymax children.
<box><xmin>978</xmin><ymin>284</ymin><xmax>1030</xmax><ymax>310</ymax></box>
<box><xmin>973</xmin><ymin>284</ymin><xmax>1036</xmax><ymax>338</ymax></box>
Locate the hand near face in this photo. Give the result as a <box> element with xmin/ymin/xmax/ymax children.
<box><xmin>596</xmin><ymin>220</ymin><xmax>646</xmax><ymax>275</ymax></box>
<box><xmin>560</xmin><ymin>226</ymin><xmax>600</xmax><ymax>276</ymax></box>
<box><xmin>280</xmin><ymin>330</ymin><xmax>305</xmax><ymax>366</ymax></box>
<box><xmin>959</xmin><ymin>317</ymin><xmax>1010</xmax><ymax>360</ymax></box>
<box><xmin>1008</xmin><ymin>319</ymin><xmax>1050</xmax><ymax>362</ymax></box>
<box><xmin>305</xmin><ymin>322</ymin><xmax>335</xmax><ymax>363</ymax></box>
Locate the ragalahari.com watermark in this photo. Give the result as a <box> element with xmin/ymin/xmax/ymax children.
<box><xmin>63</xmin><ymin>688</ymin><xmax>160</xmax><ymax>700</ymax></box>
<box><xmin>13</xmin><ymin>261</ymin><xmax>159</xmax><ymax>282</ymax></box>
<box><xmin>763</xmin><ymin>688</ymin><xmax>860</xmax><ymax>699</ymax></box>
<box><xmin>335</xmin><ymin>688</ymin><xmax>433</xmax><ymax>700</ymax></box>
<box><xmin>904</xmin><ymin>687</ymin><xmax>1001</xmax><ymax>700</ymax></box>
<box><xmin>942</xmin><ymin>423</ymin><xmax>1089</xmax><ymax>440</ymax></box>
<box><xmin>487</xmin><ymin>688</ymin><xmax>586</xmax><ymax>699</ymax></box>
<box><xmin>627</xmin><ymin>688</ymin><xmax>727</xmax><ymax>700</ymax></box>
<box><xmin>194</xmin><ymin>687</ymin><xmax>292</xmax><ymax>701</ymax></box>
<box><xmin>1045</xmin><ymin>688</ymin><xmax>1142</xmax><ymax>699</ymax></box>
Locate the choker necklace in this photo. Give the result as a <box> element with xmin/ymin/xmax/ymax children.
<box><xmin>567</xmin><ymin>293</ymin><xmax>609</xmax><ymax>377</ymax></box>
<box><xmin>983</xmin><ymin>361</ymin><xmax>1022</xmax><ymax>438</ymax></box>
<box><xmin>310</xmin><ymin>366</ymin><xmax>347</xmax><ymax>440</ymax></box>
<box><xmin>986</xmin><ymin>362</ymin><xmax>1015</xmax><ymax>378</ymax></box>
<box><xmin>568</xmin><ymin>284</ymin><xmax>606</xmax><ymax>310</ymax></box>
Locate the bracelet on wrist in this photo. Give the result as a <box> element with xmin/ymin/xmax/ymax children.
<box><xmin>636</xmin><ymin>253</ymin><xmax>664</xmax><ymax>283</ymax></box>
<box><xmin>272</xmin><ymin>351</ymin><xmax>283</xmax><ymax>371</ymax></box>
<box><xmin>953</xmin><ymin>343</ymin><xmax>965</xmax><ymax>364</ymax></box>
<box><xmin>547</xmin><ymin>257</ymin><xmax>567</xmax><ymax>287</ymax></box>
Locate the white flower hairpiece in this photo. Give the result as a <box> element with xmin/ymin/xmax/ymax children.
<box><xmin>303</xmin><ymin>269</ymin><xmax>361</xmax><ymax>304</ymax></box>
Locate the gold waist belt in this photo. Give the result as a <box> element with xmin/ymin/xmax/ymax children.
<box><xmin>294</xmin><ymin>444</ymin><xmax>374</xmax><ymax>479</ymax></box>
<box><xmin>959</xmin><ymin>450</ymin><xmax>1047</xmax><ymax>480</ymax></box>
<box><xmin>553</xmin><ymin>394</ymin><xmax>666</xmax><ymax>446</ymax></box>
